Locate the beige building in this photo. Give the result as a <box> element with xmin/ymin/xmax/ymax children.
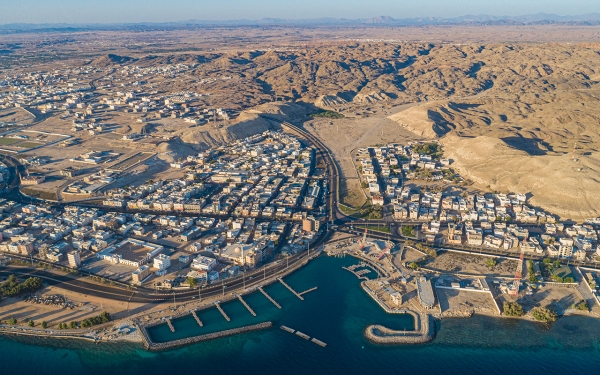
<box><xmin>132</xmin><ymin>265</ymin><xmax>151</xmax><ymax>285</ymax></box>
<box><xmin>67</xmin><ymin>251</ymin><xmax>81</xmax><ymax>268</ymax></box>
<box><xmin>302</xmin><ymin>216</ymin><xmax>320</xmax><ymax>232</ymax></box>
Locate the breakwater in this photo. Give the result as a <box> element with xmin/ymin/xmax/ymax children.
<box><xmin>139</xmin><ymin>321</ymin><xmax>273</xmax><ymax>351</ymax></box>
<box><xmin>364</xmin><ymin>313</ymin><xmax>435</xmax><ymax>345</ymax></box>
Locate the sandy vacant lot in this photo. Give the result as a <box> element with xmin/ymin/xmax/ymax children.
<box><xmin>436</xmin><ymin>287</ymin><xmax>499</xmax><ymax>316</ymax></box>
<box><xmin>422</xmin><ymin>252</ymin><xmax>518</xmax><ymax>278</ymax></box>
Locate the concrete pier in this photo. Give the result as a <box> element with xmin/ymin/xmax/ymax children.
<box><xmin>215</xmin><ymin>302</ymin><xmax>231</xmax><ymax>322</ymax></box>
<box><xmin>278</xmin><ymin>277</ymin><xmax>304</xmax><ymax>300</ymax></box>
<box><xmin>311</xmin><ymin>338</ymin><xmax>327</xmax><ymax>347</ymax></box>
<box><xmin>192</xmin><ymin>310</ymin><xmax>203</xmax><ymax>327</ymax></box>
<box><xmin>280</xmin><ymin>325</ymin><xmax>295</xmax><ymax>333</ymax></box>
<box><xmin>295</xmin><ymin>331</ymin><xmax>310</xmax><ymax>340</ymax></box>
<box><xmin>237</xmin><ymin>294</ymin><xmax>257</xmax><ymax>316</ymax></box>
<box><xmin>299</xmin><ymin>286</ymin><xmax>317</xmax><ymax>296</ymax></box>
<box><xmin>258</xmin><ymin>286</ymin><xmax>281</xmax><ymax>309</ymax></box>
<box><xmin>166</xmin><ymin>318</ymin><xmax>175</xmax><ymax>333</ymax></box>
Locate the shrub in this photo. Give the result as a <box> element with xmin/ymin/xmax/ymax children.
<box><xmin>41</xmin><ymin>321</ymin><xmax>48</xmax><ymax>329</ymax></box>
<box><xmin>532</xmin><ymin>307</ymin><xmax>558</xmax><ymax>323</ymax></box>
<box><xmin>503</xmin><ymin>301</ymin><xmax>525</xmax><ymax>317</ymax></box>
<box><xmin>572</xmin><ymin>300</ymin><xmax>589</xmax><ymax>311</ymax></box>
<box><xmin>28</xmin><ymin>320</ymin><xmax>34</xmax><ymax>327</ymax></box>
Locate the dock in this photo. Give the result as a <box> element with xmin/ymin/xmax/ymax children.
<box><xmin>280</xmin><ymin>325</ymin><xmax>327</xmax><ymax>348</ymax></box>
<box><xmin>342</xmin><ymin>266</ymin><xmax>369</xmax><ymax>280</ymax></box>
<box><xmin>258</xmin><ymin>286</ymin><xmax>281</xmax><ymax>309</ymax></box>
<box><xmin>237</xmin><ymin>294</ymin><xmax>257</xmax><ymax>316</ymax></box>
<box><xmin>298</xmin><ymin>286</ymin><xmax>317</xmax><ymax>296</ymax></box>
<box><xmin>215</xmin><ymin>302</ymin><xmax>231</xmax><ymax>322</ymax></box>
<box><xmin>166</xmin><ymin>318</ymin><xmax>175</xmax><ymax>333</ymax></box>
<box><xmin>278</xmin><ymin>277</ymin><xmax>304</xmax><ymax>300</ymax></box>
<box><xmin>191</xmin><ymin>310</ymin><xmax>203</xmax><ymax>327</ymax></box>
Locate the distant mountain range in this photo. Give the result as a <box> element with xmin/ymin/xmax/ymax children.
<box><xmin>2</xmin><ymin>13</ymin><xmax>600</xmax><ymax>31</ymax></box>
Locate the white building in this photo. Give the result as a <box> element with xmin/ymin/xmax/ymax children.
<box><xmin>191</xmin><ymin>255</ymin><xmax>216</xmax><ymax>271</ymax></box>
<box><xmin>153</xmin><ymin>253</ymin><xmax>171</xmax><ymax>270</ymax></box>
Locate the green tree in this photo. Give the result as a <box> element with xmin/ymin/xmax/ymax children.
<box><xmin>532</xmin><ymin>307</ymin><xmax>558</xmax><ymax>323</ymax></box>
<box><xmin>69</xmin><ymin>321</ymin><xmax>77</xmax><ymax>329</ymax></box>
<box><xmin>485</xmin><ymin>258</ymin><xmax>498</xmax><ymax>269</ymax></box>
<box><xmin>187</xmin><ymin>277</ymin><xmax>198</xmax><ymax>288</ymax></box>
<box><xmin>402</xmin><ymin>225</ymin><xmax>416</xmax><ymax>237</ymax></box>
<box><xmin>8</xmin><ymin>317</ymin><xmax>17</xmax><ymax>325</ymax></box>
<box><xmin>100</xmin><ymin>311</ymin><xmax>111</xmax><ymax>323</ymax></box>
<box><xmin>41</xmin><ymin>321</ymin><xmax>48</xmax><ymax>329</ymax></box>
<box><xmin>28</xmin><ymin>320</ymin><xmax>34</xmax><ymax>327</ymax></box>
<box><xmin>408</xmin><ymin>262</ymin><xmax>419</xmax><ymax>270</ymax></box>
<box><xmin>528</xmin><ymin>260</ymin><xmax>538</xmax><ymax>282</ymax></box>
<box><xmin>503</xmin><ymin>301</ymin><xmax>525</xmax><ymax>317</ymax></box>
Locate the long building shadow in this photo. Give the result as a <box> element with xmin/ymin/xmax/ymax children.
<box><xmin>128</xmin><ymin>302</ymin><xmax>160</xmax><ymax>317</ymax></box>
<box><xmin>0</xmin><ymin>305</ymin><xmax>28</xmax><ymax>317</ymax></box>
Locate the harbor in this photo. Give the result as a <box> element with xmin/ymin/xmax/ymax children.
<box><xmin>129</xmin><ymin>255</ymin><xmax>414</xmax><ymax>350</ymax></box>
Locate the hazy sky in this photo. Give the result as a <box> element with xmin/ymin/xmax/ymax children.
<box><xmin>2</xmin><ymin>0</ymin><xmax>600</xmax><ymax>24</ymax></box>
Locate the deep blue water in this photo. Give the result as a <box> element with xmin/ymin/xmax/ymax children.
<box><xmin>3</xmin><ymin>255</ymin><xmax>600</xmax><ymax>375</ymax></box>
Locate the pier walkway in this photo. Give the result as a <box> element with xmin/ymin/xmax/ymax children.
<box><xmin>215</xmin><ymin>302</ymin><xmax>231</xmax><ymax>322</ymax></box>
<box><xmin>236</xmin><ymin>293</ymin><xmax>257</xmax><ymax>316</ymax></box>
<box><xmin>278</xmin><ymin>277</ymin><xmax>304</xmax><ymax>300</ymax></box>
<box><xmin>191</xmin><ymin>310</ymin><xmax>203</xmax><ymax>327</ymax></box>
<box><xmin>342</xmin><ymin>265</ymin><xmax>369</xmax><ymax>280</ymax></box>
<box><xmin>298</xmin><ymin>286</ymin><xmax>317</xmax><ymax>296</ymax></box>
<box><xmin>258</xmin><ymin>286</ymin><xmax>281</xmax><ymax>309</ymax></box>
<box><xmin>166</xmin><ymin>318</ymin><xmax>175</xmax><ymax>332</ymax></box>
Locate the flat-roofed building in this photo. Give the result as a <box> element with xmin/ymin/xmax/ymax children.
<box><xmin>191</xmin><ymin>255</ymin><xmax>216</xmax><ymax>271</ymax></box>
<box><xmin>153</xmin><ymin>253</ymin><xmax>171</xmax><ymax>270</ymax></box>
<box><xmin>416</xmin><ymin>276</ymin><xmax>435</xmax><ymax>309</ymax></box>
<box><xmin>96</xmin><ymin>239</ymin><xmax>163</xmax><ymax>268</ymax></box>
<box><xmin>67</xmin><ymin>251</ymin><xmax>81</xmax><ymax>268</ymax></box>
<box><xmin>132</xmin><ymin>265</ymin><xmax>151</xmax><ymax>285</ymax></box>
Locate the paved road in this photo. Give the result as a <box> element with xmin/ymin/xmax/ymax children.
<box><xmin>1</xmin><ymin>229</ymin><xmax>331</xmax><ymax>304</ymax></box>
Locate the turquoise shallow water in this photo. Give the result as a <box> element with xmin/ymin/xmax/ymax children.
<box><xmin>3</xmin><ymin>255</ymin><xmax>600</xmax><ymax>375</ymax></box>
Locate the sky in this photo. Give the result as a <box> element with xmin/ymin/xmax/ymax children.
<box><xmin>1</xmin><ymin>0</ymin><xmax>600</xmax><ymax>24</ymax></box>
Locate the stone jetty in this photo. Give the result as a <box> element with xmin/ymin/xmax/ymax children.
<box><xmin>215</xmin><ymin>302</ymin><xmax>231</xmax><ymax>322</ymax></box>
<box><xmin>258</xmin><ymin>286</ymin><xmax>281</xmax><ymax>308</ymax></box>
<box><xmin>278</xmin><ymin>278</ymin><xmax>304</xmax><ymax>300</ymax></box>
<box><xmin>237</xmin><ymin>294</ymin><xmax>257</xmax><ymax>316</ymax></box>
<box><xmin>191</xmin><ymin>310</ymin><xmax>203</xmax><ymax>327</ymax></box>
<box><xmin>140</xmin><ymin>322</ymin><xmax>273</xmax><ymax>351</ymax></box>
<box><xmin>166</xmin><ymin>318</ymin><xmax>175</xmax><ymax>332</ymax></box>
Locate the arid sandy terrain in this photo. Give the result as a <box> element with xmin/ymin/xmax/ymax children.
<box><xmin>2</xmin><ymin>25</ymin><xmax>600</xmax><ymax>219</ymax></box>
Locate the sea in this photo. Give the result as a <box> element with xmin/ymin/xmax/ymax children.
<box><xmin>2</xmin><ymin>255</ymin><xmax>600</xmax><ymax>375</ymax></box>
